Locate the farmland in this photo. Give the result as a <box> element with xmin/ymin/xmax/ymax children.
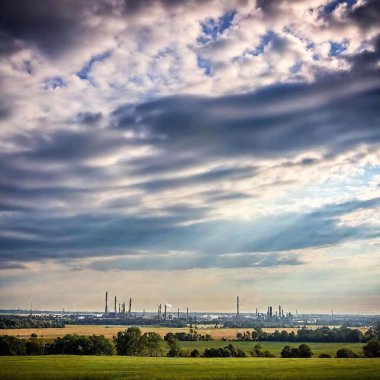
<box><xmin>1</xmin><ymin>324</ymin><xmax>368</xmax><ymax>341</ymax></box>
<box><xmin>1</xmin><ymin>356</ymin><xmax>379</xmax><ymax>380</ymax></box>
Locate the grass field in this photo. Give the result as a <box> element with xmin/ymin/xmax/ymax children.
<box><xmin>1</xmin><ymin>356</ymin><xmax>379</xmax><ymax>380</ymax></box>
<box><xmin>178</xmin><ymin>341</ymin><xmax>364</xmax><ymax>357</ymax></box>
<box><xmin>1</xmin><ymin>324</ymin><xmax>368</xmax><ymax>341</ymax></box>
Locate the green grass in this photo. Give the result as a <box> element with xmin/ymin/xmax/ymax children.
<box><xmin>1</xmin><ymin>356</ymin><xmax>379</xmax><ymax>380</ymax></box>
<box><xmin>176</xmin><ymin>341</ymin><xmax>364</xmax><ymax>357</ymax></box>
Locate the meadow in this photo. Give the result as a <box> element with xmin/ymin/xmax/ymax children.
<box><xmin>1</xmin><ymin>355</ymin><xmax>379</xmax><ymax>380</ymax></box>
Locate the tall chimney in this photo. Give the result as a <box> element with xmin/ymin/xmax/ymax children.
<box><xmin>114</xmin><ymin>296</ymin><xmax>117</xmax><ymax>314</ymax></box>
<box><xmin>177</xmin><ymin>308</ymin><xmax>180</xmax><ymax>319</ymax></box>
<box><xmin>105</xmin><ymin>291</ymin><xmax>108</xmax><ymax>314</ymax></box>
<box><xmin>236</xmin><ymin>296</ymin><xmax>240</xmax><ymax>317</ymax></box>
<box><xmin>186</xmin><ymin>307</ymin><xmax>189</xmax><ymax>322</ymax></box>
<box><xmin>128</xmin><ymin>297</ymin><xmax>132</xmax><ymax>315</ymax></box>
<box><xmin>164</xmin><ymin>304</ymin><xmax>167</xmax><ymax>320</ymax></box>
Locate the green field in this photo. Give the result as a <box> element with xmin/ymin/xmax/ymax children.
<box><xmin>177</xmin><ymin>341</ymin><xmax>364</xmax><ymax>357</ymax></box>
<box><xmin>1</xmin><ymin>356</ymin><xmax>379</xmax><ymax>380</ymax></box>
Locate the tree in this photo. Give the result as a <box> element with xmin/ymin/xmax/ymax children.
<box><xmin>167</xmin><ymin>336</ymin><xmax>182</xmax><ymax>357</ymax></box>
<box><xmin>363</xmin><ymin>339</ymin><xmax>380</xmax><ymax>358</ymax></box>
<box><xmin>88</xmin><ymin>335</ymin><xmax>115</xmax><ymax>355</ymax></box>
<box><xmin>251</xmin><ymin>343</ymin><xmax>263</xmax><ymax>357</ymax></box>
<box><xmin>142</xmin><ymin>332</ymin><xmax>162</xmax><ymax>357</ymax></box>
<box><xmin>0</xmin><ymin>335</ymin><xmax>26</xmax><ymax>355</ymax></box>
<box><xmin>336</xmin><ymin>348</ymin><xmax>357</xmax><ymax>358</ymax></box>
<box><xmin>25</xmin><ymin>338</ymin><xmax>45</xmax><ymax>355</ymax></box>
<box><xmin>114</xmin><ymin>327</ymin><xmax>144</xmax><ymax>356</ymax></box>
<box><xmin>280</xmin><ymin>345</ymin><xmax>292</xmax><ymax>358</ymax></box>
<box><xmin>298</xmin><ymin>344</ymin><xmax>313</xmax><ymax>358</ymax></box>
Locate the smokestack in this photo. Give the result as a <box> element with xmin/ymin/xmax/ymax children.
<box><xmin>177</xmin><ymin>308</ymin><xmax>180</xmax><ymax>319</ymax></box>
<box><xmin>105</xmin><ymin>291</ymin><xmax>108</xmax><ymax>314</ymax></box>
<box><xmin>164</xmin><ymin>304</ymin><xmax>167</xmax><ymax>320</ymax></box>
<box><xmin>128</xmin><ymin>297</ymin><xmax>132</xmax><ymax>315</ymax></box>
<box><xmin>122</xmin><ymin>302</ymin><xmax>126</xmax><ymax>314</ymax></box>
<box><xmin>114</xmin><ymin>296</ymin><xmax>117</xmax><ymax>314</ymax></box>
<box><xmin>255</xmin><ymin>308</ymin><xmax>258</xmax><ymax>317</ymax></box>
<box><xmin>158</xmin><ymin>304</ymin><xmax>161</xmax><ymax>317</ymax></box>
<box><xmin>236</xmin><ymin>296</ymin><xmax>240</xmax><ymax>317</ymax></box>
<box><xmin>186</xmin><ymin>307</ymin><xmax>189</xmax><ymax>322</ymax></box>
<box><xmin>279</xmin><ymin>305</ymin><xmax>281</xmax><ymax>318</ymax></box>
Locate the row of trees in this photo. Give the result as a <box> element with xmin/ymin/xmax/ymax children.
<box><xmin>0</xmin><ymin>316</ymin><xmax>65</xmax><ymax>330</ymax></box>
<box><xmin>164</xmin><ymin>331</ymin><xmax>212</xmax><ymax>342</ymax></box>
<box><xmin>0</xmin><ymin>334</ymin><xmax>115</xmax><ymax>356</ymax></box>
<box><xmin>236</xmin><ymin>326</ymin><xmax>378</xmax><ymax>343</ymax></box>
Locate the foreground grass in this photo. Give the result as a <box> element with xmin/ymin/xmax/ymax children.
<box><xmin>1</xmin><ymin>356</ymin><xmax>379</xmax><ymax>380</ymax></box>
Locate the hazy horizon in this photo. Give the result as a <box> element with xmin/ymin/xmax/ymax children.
<box><xmin>0</xmin><ymin>0</ymin><xmax>379</xmax><ymax>314</ymax></box>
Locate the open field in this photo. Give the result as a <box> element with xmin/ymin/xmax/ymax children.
<box><xmin>1</xmin><ymin>356</ymin><xmax>379</xmax><ymax>380</ymax></box>
<box><xmin>1</xmin><ymin>324</ymin><xmax>368</xmax><ymax>341</ymax></box>
<box><xmin>178</xmin><ymin>341</ymin><xmax>365</xmax><ymax>357</ymax></box>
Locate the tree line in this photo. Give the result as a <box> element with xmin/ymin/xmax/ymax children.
<box><xmin>164</xmin><ymin>330</ymin><xmax>212</xmax><ymax>341</ymax></box>
<box><xmin>0</xmin><ymin>316</ymin><xmax>65</xmax><ymax>329</ymax></box>
<box><xmin>236</xmin><ymin>325</ymin><xmax>380</xmax><ymax>343</ymax></box>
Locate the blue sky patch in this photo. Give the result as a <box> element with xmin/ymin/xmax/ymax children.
<box><xmin>197</xmin><ymin>56</ymin><xmax>212</xmax><ymax>76</ymax></box>
<box><xmin>44</xmin><ymin>76</ymin><xmax>66</xmax><ymax>89</ymax></box>
<box><xmin>199</xmin><ymin>10</ymin><xmax>236</xmax><ymax>44</ymax></box>
<box><xmin>77</xmin><ymin>50</ymin><xmax>112</xmax><ymax>80</ymax></box>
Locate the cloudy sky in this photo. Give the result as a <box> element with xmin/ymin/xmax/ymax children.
<box><xmin>0</xmin><ymin>0</ymin><xmax>379</xmax><ymax>314</ymax></box>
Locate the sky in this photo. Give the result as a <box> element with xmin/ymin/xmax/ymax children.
<box><xmin>0</xmin><ymin>0</ymin><xmax>379</xmax><ymax>314</ymax></box>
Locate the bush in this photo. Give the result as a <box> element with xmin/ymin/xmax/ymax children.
<box><xmin>250</xmin><ymin>343</ymin><xmax>274</xmax><ymax>357</ymax></box>
<box><xmin>298</xmin><ymin>344</ymin><xmax>313</xmax><ymax>358</ymax></box>
<box><xmin>190</xmin><ymin>348</ymin><xmax>200</xmax><ymax>357</ymax></box>
<box><xmin>336</xmin><ymin>348</ymin><xmax>357</xmax><ymax>358</ymax></box>
<box><xmin>363</xmin><ymin>339</ymin><xmax>380</xmax><ymax>358</ymax></box>
<box><xmin>281</xmin><ymin>344</ymin><xmax>312</xmax><ymax>358</ymax></box>
<box><xmin>203</xmin><ymin>344</ymin><xmax>247</xmax><ymax>358</ymax></box>
<box><xmin>319</xmin><ymin>353</ymin><xmax>332</xmax><ymax>358</ymax></box>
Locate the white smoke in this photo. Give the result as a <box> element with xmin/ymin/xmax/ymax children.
<box><xmin>165</xmin><ymin>303</ymin><xmax>172</xmax><ymax>309</ymax></box>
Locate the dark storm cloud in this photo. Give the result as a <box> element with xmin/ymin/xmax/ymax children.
<box><xmin>1</xmin><ymin>196</ymin><xmax>379</xmax><ymax>270</ymax></box>
<box><xmin>0</xmin><ymin>0</ymin><xmax>88</xmax><ymax>56</ymax></box>
<box><xmin>112</xmin><ymin>68</ymin><xmax>380</xmax><ymax>161</ymax></box>
<box><xmin>16</xmin><ymin>128</ymin><xmax>131</xmax><ymax>162</ymax></box>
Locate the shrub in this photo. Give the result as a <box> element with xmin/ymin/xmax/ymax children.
<box><xmin>319</xmin><ymin>353</ymin><xmax>332</xmax><ymax>358</ymax></box>
<box><xmin>298</xmin><ymin>344</ymin><xmax>313</xmax><ymax>358</ymax></box>
<box><xmin>336</xmin><ymin>348</ymin><xmax>357</xmax><ymax>358</ymax></box>
<box><xmin>363</xmin><ymin>339</ymin><xmax>380</xmax><ymax>358</ymax></box>
<box><xmin>190</xmin><ymin>348</ymin><xmax>200</xmax><ymax>357</ymax></box>
<box><xmin>281</xmin><ymin>344</ymin><xmax>312</xmax><ymax>358</ymax></box>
